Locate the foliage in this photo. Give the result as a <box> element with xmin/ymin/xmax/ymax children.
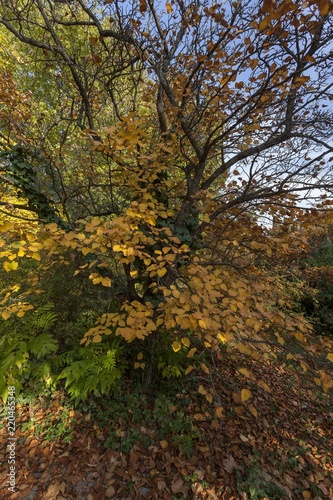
<box><xmin>0</xmin><ymin>262</ymin><xmax>125</xmax><ymax>403</ymax></box>
<box><xmin>21</xmin><ymin>406</ymin><xmax>76</xmax><ymax>444</ymax></box>
<box><xmin>298</xmin><ymin>232</ymin><xmax>333</xmax><ymax>337</ymax></box>
<box><xmin>0</xmin><ymin>0</ymin><xmax>332</xmax><ymax>401</ymax></box>
<box><xmin>236</xmin><ymin>456</ymin><xmax>286</xmax><ymax>500</ymax></box>
<box><xmin>90</xmin><ymin>389</ymin><xmax>200</xmax><ymax>457</ymax></box>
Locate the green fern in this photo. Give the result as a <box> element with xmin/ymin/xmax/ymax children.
<box><xmin>32</xmin><ymin>303</ymin><xmax>58</xmax><ymax>332</ymax></box>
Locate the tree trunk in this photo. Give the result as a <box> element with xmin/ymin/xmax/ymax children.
<box><xmin>142</xmin><ymin>332</ymin><xmax>158</xmax><ymax>396</ymax></box>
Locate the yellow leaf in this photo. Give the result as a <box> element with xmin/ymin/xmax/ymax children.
<box><xmin>1</xmin><ymin>310</ymin><xmax>10</xmax><ymax>320</ymax></box>
<box><xmin>205</xmin><ymin>393</ymin><xmax>213</xmax><ymax>403</ymax></box>
<box><xmin>172</xmin><ymin>341</ymin><xmax>181</xmax><ymax>352</ymax></box>
<box><xmin>302</xmin><ymin>491</ymin><xmax>311</xmax><ymax>500</ymax></box>
<box><xmin>321</xmin><ymin>373</ymin><xmax>333</xmax><ymax>393</ymax></box>
<box><xmin>198</xmin><ymin>318</ymin><xmax>207</xmax><ymax>329</ymax></box>
<box><xmin>238</xmin><ymin>368</ymin><xmax>253</xmax><ymax>379</ymax></box>
<box><xmin>200</xmin><ymin>363</ymin><xmax>209</xmax><ymax>375</ymax></box>
<box><xmin>257</xmin><ymin>380</ymin><xmax>271</xmax><ymax>393</ymax></box>
<box><xmin>240</xmin><ymin>389</ymin><xmax>252</xmax><ymax>402</ymax></box>
<box><xmin>17</xmin><ymin>310</ymin><xmax>26</xmax><ymax>318</ymax></box>
<box><xmin>146</xmin><ymin>216</ymin><xmax>156</xmax><ymax>226</ymax></box>
<box><xmin>134</xmin><ymin>362</ymin><xmax>145</xmax><ymax>369</ymax></box>
<box><xmin>295</xmin><ymin>332</ymin><xmax>305</xmax><ymax>342</ymax></box>
<box><xmin>187</xmin><ymin>347</ymin><xmax>196</xmax><ymax>358</ymax></box>
<box><xmin>181</xmin><ymin>337</ymin><xmax>190</xmax><ymax>347</ymax></box>
<box><xmin>160</xmin><ymin>440</ymin><xmax>168</xmax><ymax>449</ymax></box>
<box><xmin>113</xmin><ymin>244</ymin><xmax>122</xmax><ymax>252</ymax></box>
<box><xmin>217</xmin><ymin>333</ymin><xmax>227</xmax><ymax>343</ymax></box>
<box><xmin>157</xmin><ymin>267</ymin><xmax>167</xmax><ymax>278</ymax></box>
<box><xmin>93</xmin><ymin>335</ymin><xmax>102</xmax><ymax>343</ymax></box>
<box><xmin>82</xmin><ymin>247</ymin><xmax>91</xmax><ymax>256</ymax></box>
<box><xmin>130</xmin><ymin>270</ymin><xmax>138</xmax><ymax>278</ymax></box>
<box><xmin>3</xmin><ymin>261</ymin><xmax>18</xmax><ymax>272</ymax></box>
<box><xmin>166</xmin><ymin>2</ymin><xmax>172</xmax><ymax>14</ymax></box>
<box><xmin>198</xmin><ymin>385</ymin><xmax>207</xmax><ymax>395</ymax></box>
<box><xmin>137</xmin><ymin>352</ymin><xmax>144</xmax><ymax>360</ymax></box>
<box><xmin>215</xmin><ymin>406</ymin><xmax>223</xmax><ymax>418</ymax></box>
<box><xmin>277</xmin><ymin>336</ymin><xmax>285</xmax><ymax>345</ymax></box>
<box><xmin>185</xmin><ymin>365</ymin><xmax>193</xmax><ymax>375</ymax></box>
<box><xmin>101</xmin><ymin>277</ymin><xmax>111</xmax><ymax>287</ymax></box>
<box><xmin>248</xmin><ymin>404</ymin><xmax>258</xmax><ymax>417</ymax></box>
<box><xmin>0</xmin><ymin>222</ymin><xmax>14</xmax><ymax>232</ymax></box>
<box><xmin>327</xmin><ymin>353</ymin><xmax>333</xmax><ymax>363</ymax></box>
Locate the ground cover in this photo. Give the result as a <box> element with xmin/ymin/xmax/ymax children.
<box><xmin>1</xmin><ymin>353</ymin><xmax>332</xmax><ymax>499</ymax></box>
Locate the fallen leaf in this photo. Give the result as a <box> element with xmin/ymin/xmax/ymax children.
<box><xmin>223</xmin><ymin>455</ymin><xmax>237</xmax><ymax>473</ymax></box>
<box><xmin>241</xmin><ymin>388</ymin><xmax>252</xmax><ymax>402</ymax></box>
<box><xmin>171</xmin><ymin>477</ymin><xmax>185</xmax><ymax>494</ymax></box>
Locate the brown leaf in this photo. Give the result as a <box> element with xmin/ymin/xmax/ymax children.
<box><xmin>171</xmin><ymin>477</ymin><xmax>185</xmax><ymax>494</ymax></box>
<box><xmin>157</xmin><ymin>480</ymin><xmax>167</xmax><ymax>491</ymax></box>
<box><xmin>105</xmin><ymin>485</ymin><xmax>115</xmax><ymax>498</ymax></box>
<box><xmin>44</xmin><ymin>482</ymin><xmax>66</xmax><ymax>500</ymax></box>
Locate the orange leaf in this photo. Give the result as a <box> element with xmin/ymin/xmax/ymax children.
<box><xmin>166</xmin><ymin>2</ymin><xmax>173</xmax><ymax>14</ymax></box>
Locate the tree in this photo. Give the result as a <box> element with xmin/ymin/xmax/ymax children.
<box><xmin>0</xmin><ymin>0</ymin><xmax>333</xmax><ymax>395</ymax></box>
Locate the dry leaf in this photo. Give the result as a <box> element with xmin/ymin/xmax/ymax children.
<box><xmin>223</xmin><ymin>455</ymin><xmax>237</xmax><ymax>473</ymax></box>
<box><xmin>241</xmin><ymin>388</ymin><xmax>252</xmax><ymax>402</ymax></box>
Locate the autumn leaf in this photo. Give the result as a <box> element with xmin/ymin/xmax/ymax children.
<box><xmin>1</xmin><ymin>310</ymin><xmax>10</xmax><ymax>320</ymax></box>
<box><xmin>248</xmin><ymin>404</ymin><xmax>258</xmax><ymax>417</ymax></box>
<box><xmin>257</xmin><ymin>380</ymin><xmax>271</xmax><ymax>392</ymax></box>
<box><xmin>238</xmin><ymin>367</ymin><xmax>254</xmax><ymax>379</ymax></box>
<box><xmin>205</xmin><ymin>393</ymin><xmax>213</xmax><ymax>403</ymax></box>
<box><xmin>172</xmin><ymin>341</ymin><xmax>181</xmax><ymax>352</ymax></box>
<box><xmin>187</xmin><ymin>348</ymin><xmax>196</xmax><ymax>358</ymax></box>
<box><xmin>185</xmin><ymin>365</ymin><xmax>193</xmax><ymax>375</ymax></box>
<box><xmin>198</xmin><ymin>384</ymin><xmax>207</xmax><ymax>395</ymax></box>
<box><xmin>200</xmin><ymin>363</ymin><xmax>210</xmax><ymax>375</ymax></box>
<box><xmin>241</xmin><ymin>389</ymin><xmax>252</xmax><ymax>402</ymax></box>
<box><xmin>215</xmin><ymin>406</ymin><xmax>224</xmax><ymax>418</ymax></box>
<box><xmin>181</xmin><ymin>337</ymin><xmax>190</xmax><ymax>347</ymax></box>
<box><xmin>157</xmin><ymin>267</ymin><xmax>167</xmax><ymax>278</ymax></box>
<box><xmin>223</xmin><ymin>455</ymin><xmax>237</xmax><ymax>473</ymax></box>
<box><xmin>101</xmin><ymin>277</ymin><xmax>111</xmax><ymax>287</ymax></box>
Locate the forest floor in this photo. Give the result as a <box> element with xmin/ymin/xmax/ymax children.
<box><xmin>1</xmin><ymin>353</ymin><xmax>332</xmax><ymax>500</ymax></box>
